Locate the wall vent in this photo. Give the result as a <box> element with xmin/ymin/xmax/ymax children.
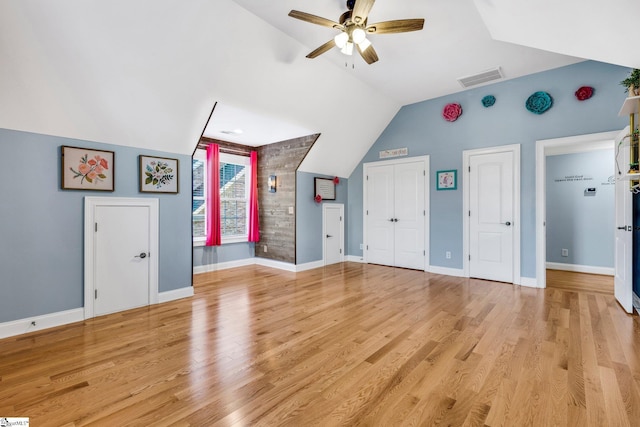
<box><xmin>457</xmin><ymin>67</ymin><xmax>504</xmax><ymax>88</ymax></box>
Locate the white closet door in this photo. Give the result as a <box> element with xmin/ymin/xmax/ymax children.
<box><xmin>366</xmin><ymin>164</ymin><xmax>395</xmax><ymax>266</ymax></box>
<box><xmin>394</xmin><ymin>162</ymin><xmax>425</xmax><ymax>270</ymax></box>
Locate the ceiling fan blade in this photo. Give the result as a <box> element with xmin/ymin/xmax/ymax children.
<box><xmin>352</xmin><ymin>0</ymin><xmax>375</xmax><ymax>25</ymax></box>
<box><xmin>357</xmin><ymin>43</ymin><xmax>378</xmax><ymax>64</ymax></box>
<box><xmin>366</xmin><ymin>19</ymin><xmax>425</xmax><ymax>34</ymax></box>
<box><xmin>306</xmin><ymin>40</ymin><xmax>337</xmax><ymax>59</ymax></box>
<box><xmin>288</xmin><ymin>10</ymin><xmax>344</xmax><ymax>30</ymax></box>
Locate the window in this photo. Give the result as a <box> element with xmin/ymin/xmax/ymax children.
<box><xmin>192</xmin><ymin>149</ymin><xmax>251</xmax><ymax>245</ymax></box>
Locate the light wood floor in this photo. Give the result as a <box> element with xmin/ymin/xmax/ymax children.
<box><xmin>1</xmin><ymin>263</ymin><xmax>639</xmax><ymax>426</ymax></box>
<box><xmin>546</xmin><ymin>269</ymin><xmax>614</xmax><ymax>294</ymax></box>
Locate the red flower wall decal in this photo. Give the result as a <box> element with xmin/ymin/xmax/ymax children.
<box><xmin>575</xmin><ymin>86</ymin><xmax>594</xmax><ymax>101</ymax></box>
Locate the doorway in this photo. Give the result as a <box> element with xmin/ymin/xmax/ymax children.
<box><xmin>463</xmin><ymin>145</ymin><xmax>521</xmax><ymax>284</ymax></box>
<box><xmin>84</xmin><ymin>197</ymin><xmax>159</xmax><ymax>318</ymax></box>
<box><xmin>535</xmin><ymin>130</ymin><xmax>620</xmax><ymax>289</ymax></box>
<box><xmin>323</xmin><ymin>203</ymin><xmax>344</xmax><ymax>266</ymax></box>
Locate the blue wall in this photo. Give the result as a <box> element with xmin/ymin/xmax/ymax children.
<box><xmin>0</xmin><ymin>129</ymin><xmax>192</xmax><ymax>323</ymax></box>
<box><xmin>193</xmin><ymin>242</ymin><xmax>255</xmax><ymax>267</ymax></box>
<box><xmin>296</xmin><ymin>172</ymin><xmax>348</xmax><ymax>264</ymax></box>
<box><xmin>347</xmin><ymin>61</ymin><xmax>630</xmax><ymax>278</ymax></box>
<box><xmin>545</xmin><ymin>149</ymin><xmax>614</xmax><ymax>267</ymax></box>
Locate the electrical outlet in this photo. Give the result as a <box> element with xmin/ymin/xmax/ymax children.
<box><xmin>360</xmin><ymin>244</ymin><xmax>363</xmax><ymax>250</ymax></box>
<box><xmin>263</xmin><ymin>245</ymin><xmax>268</xmax><ymax>253</ymax></box>
<box><xmin>288</xmin><ymin>206</ymin><xmax>294</xmax><ymax>214</ymax></box>
<box><xmin>445</xmin><ymin>251</ymin><xmax>451</xmax><ymax>259</ymax></box>
<box><xmin>561</xmin><ymin>248</ymin><xmax>568</xmax><ymax>257</ymax></box>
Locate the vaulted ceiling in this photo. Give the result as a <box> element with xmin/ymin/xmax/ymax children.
<box><xmin>0</xmin><ymin>0</ymin><xmax>636</xmax><ymax>177</ymax></box>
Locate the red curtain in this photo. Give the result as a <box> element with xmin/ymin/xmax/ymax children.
<box><xmin>205</xmin><ymin>144</ymin><xmax>221</xmax><ymax>246</ymax></box>
<box><xmin>248</xmin><ymin>151</ymin><xmax>260</xmax><ymax>242</ymax></box>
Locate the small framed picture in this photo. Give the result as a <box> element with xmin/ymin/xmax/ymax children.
<box><xmin>61</xmin><ymin>145</ymin><xmax>115</xmax><ymax>191</ymax></box>
<box><xmin>436</xmin><ymin>169</ymin><xmax>457</xmax><ymax>191</ymax></box>
<box><xmin>314</xmin><ymin>177</ymin><xmax>336</xmax><ymax>200</ymax></box>
<box><xmin>139</xmin><ymin>155</ymin><xmax>179</xmax><ymax>193</ymax></box>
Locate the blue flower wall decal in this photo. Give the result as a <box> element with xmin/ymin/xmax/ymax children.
<box><xmin>481</xmin><ymin>95</ymin><xmax>496</xmax><ymax>107</ymax></box>
<box><xmin>525</xmin><ymin>91</ymin><xmax>553</xmax><ymax>114</ymax></box>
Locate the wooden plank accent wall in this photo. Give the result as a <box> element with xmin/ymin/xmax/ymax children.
<box><xmin>256</xmin><ymin>134</ymin><xmax>319</xmax><ymax>263</ymax></box>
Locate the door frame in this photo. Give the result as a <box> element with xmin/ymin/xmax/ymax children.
<box><xmin>84</xmin><ymin>197</ymin><xmax>159</xmax><ymax>319</ymax></box>
<box><xmin>363</xmin><ymin>155</ymin><xmax>430</xmax><ymax>270</ymax></box>
<box><xmin>323</xmin><ymin>203</ymin><xmax>344</xmax><ymax>265</ymax></box>
<box><xmin>535</xmin><ymin>131</ymin><xmax>619</xmax><ymax>289</ymax></box>
<box><xmin>463</xmin><ymin>144</ymin><xmax>521</xmax><ymax>283</ymax></box>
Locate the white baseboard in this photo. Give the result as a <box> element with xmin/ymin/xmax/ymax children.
<box><xmin>254</xmin><ymin>257</ymin><xmax>297</xmax><ymax>272</ymax></box>
<box><xmin>428</xmin><ymin>265</ymin><xmax>465</xmax><ymax>277</ymax></box>
<box><xmin>346</xmin><ymin>255</ymin><xmax>364</xmax><ymax>263</ymax></box>
<box><xmin>159</xmin><ymin>286</ymin><xmax>194</xmax><ymax>303</ymax></box>
<box><xmin>193</xmin><ymin>258</ymin><xmax>255</xmax><ymax>274</ymax></box>
<box><xmin>296</xmin><ymin>260</ymin><xmax>325</xmax><ymax>272</ymax></box>
<box><xmin>546</xmin><ymin>262</ymin><xmax>614</xmax><ymax>276</ymax></box>
<box><xmin>520</xmin><ymin>277</ymin><xmax>540</xmax><ymax>288</ymax></box>
<box><xmin>0</xmin><ymin>308</ymin><xmax>84</xmax><ymax>340</ymax></box>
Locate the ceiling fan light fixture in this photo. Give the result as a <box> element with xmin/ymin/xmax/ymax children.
<box><xmin>334</xmin><ymin>32</ymin><xmax>349</xmax><ymax>48</ymax></box>
<box><xmin>341</xmin><ymin>41</ymin><xmax>354</xmax><ymax>55</ymax></box>
<box><xmin>357</xmin><ymin>38</ymin><xmax>372</xmax><ymax>51</ymax></box>
<box><xmin>352</xmin><ymin>27</ymin><xmax>366</xmax><ymax>44</ymax></box>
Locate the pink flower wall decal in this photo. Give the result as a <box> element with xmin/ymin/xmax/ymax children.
<box><xmin>442</xmin><ymin>103</ymin><xmax>462</xmax><ymax>122</ymax></box>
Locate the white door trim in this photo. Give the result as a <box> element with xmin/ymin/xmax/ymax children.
<box><xmin>84</xmin><ymin>197</ymin><xmax>159</xmax><ymax>319</ymax></box>
<box><xmin>323</xmin><ymin>203</ymin><xmax>344</xmax><ymax>265</ymax></box>
<box><xmin>463</xmin><ymin>144</ymin><xmax>521</xmax><ymax>283</ymax></box>
<box><xmin>535</xmin><ymin>131</ymin><xmax>619</xmax><ymax>289</ymax></box>
<box><xmin>363</xmin><ymin>155</ymin><xmax>430</xmax><ymax>271</ymax></box>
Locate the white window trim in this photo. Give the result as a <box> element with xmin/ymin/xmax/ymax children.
<box><xmin>193</xmin><ymin>149</ymin><xmax>251</xmax><ymax>246</ymax></box>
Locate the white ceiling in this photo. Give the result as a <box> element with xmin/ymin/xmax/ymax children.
<box><xmin>232</xmin><ymin>0</ymin><xmax>584</xmax><ymax>106</ymax></box>
<box><xmin>217</xmin><ymin>0</ymin><xmax>636</xmax><ymax>149</ymax></box>
<box><xmin>0</xmin><ymin>0</ymin><xmax>635</xmax><ymax>177</ymax></box>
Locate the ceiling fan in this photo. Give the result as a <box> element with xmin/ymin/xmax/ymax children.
<box><xmin>288</xmin><ymin>0</ymin><xmax>424</xmax><ymax>65</ymax></box>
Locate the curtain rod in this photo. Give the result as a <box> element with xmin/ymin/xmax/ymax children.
<box><xmin>196</xmin><ymin>144</ymin><xmax>252</xmax><ymax>156</ymax></box>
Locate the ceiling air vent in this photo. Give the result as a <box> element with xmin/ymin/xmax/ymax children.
<box><xmin>457</xmin><ymin>67</ymin><xmax>504</xmax><ymax>88</ymax></box>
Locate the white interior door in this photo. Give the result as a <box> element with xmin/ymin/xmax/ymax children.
<box><xmin>614</xmin><ymin>127</ymin><xmax>633</xmax><ymax>313</ymax></box>
<box><xmin>84</xmin><ymin>197</ymin><xmax>159</xmax><ymax>319</ymax></box>
<box><xmin>323</xmin><ymin>204</ymin><xmax>344</xmax><ymax>266</ymax></box>
<box><xmin>366</xmin><ymin>164</ymin><xmax>395</xmax><ymax>266</ymax></box>
<box><xmin>394</xmin><ymin>162</ymin><xmax>426</xmax><ymax>270</ymax></box>
<box><xmin>95</xmin><ymin>205</ymin><xmax>150</xmax><ymax>316</ymax></box>
<box><xmin>469</xmin><ymin>151</ymin><xmax>514</xmax><ymax>282</ymax></box>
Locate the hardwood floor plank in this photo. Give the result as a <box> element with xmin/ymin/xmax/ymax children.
<box><xmin>0</xmin><ymin>263</ymin><xmax>637</xmax><ymax>426</ymax></box>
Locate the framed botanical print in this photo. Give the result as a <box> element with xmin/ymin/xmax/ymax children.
<box><xmin>139</xmin><ymin>155</ymin><xmax>179</xmax><ymax>193</ymax></box>
<box><xmin>61</xmin><ymin>145</ymin><xmax>114</xmax><ymax>191</ymax></box>
<box><xmin>436</xmin><ymin>169</ymin><xmax>457</xmax><ymax>191</ymax></box>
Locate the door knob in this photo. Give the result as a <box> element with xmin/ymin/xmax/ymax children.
<box><xmin>135</xmin><ymin>252</ymin><xmax>147</xmax><ymax>259</ymax></box>
<box><xmin>502</xmin><ymin>221</ymin><xmax>511</xmax><ymax>226</ymax></box>
<box><xmin>326</xmin><ymin>234</ymin><xmax>333</xmax><ymax>238</ymax></box>
<box><xmin>617</xmin><ymin>226</ymin><xmax>627</xmax><ymax>230</ymax></box>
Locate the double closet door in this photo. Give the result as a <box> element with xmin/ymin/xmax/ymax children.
<box><xmin>364</xmin><ymin>157</ymin><xmax>428</xmax><ymax>270</ymax></box>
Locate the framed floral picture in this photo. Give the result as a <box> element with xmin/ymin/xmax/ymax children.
<box><xmin>436</xmin><ymin>169</ymin><xmax>457</xmax><ymax>191</ymax></box>
<box><xmin>61</xmin><ymin>146</ymin><xmax>114</xmax><ymax>191</ymax></box>
<box><xmin>139</xmin><ymin>155</ymin><xmax>179</xmax><ymax>193</ymax></box>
